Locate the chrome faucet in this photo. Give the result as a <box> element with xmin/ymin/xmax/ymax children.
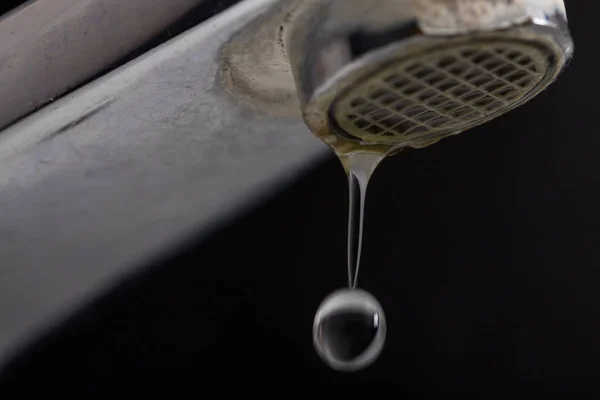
<box><xmin>0</xmin><ymin>0</ymin><xmax>573</xmax><ymax>372</ymax></box>
<box><xmin>222</xmin><ymin>0</ymin><xmax>573</xmax><ymax>155</ymax></box>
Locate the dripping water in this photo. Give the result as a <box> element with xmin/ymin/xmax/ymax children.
<box><xmin>313</xmin><ymin>152</ymin><xmax>387</xmax><ymax>372</ymax></box>
<box><xmin>344</xmin><ymin>153</ymin><xmax>384</xmax><ymax>289</ymax></box>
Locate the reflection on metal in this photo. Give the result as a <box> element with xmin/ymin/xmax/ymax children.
<box><xmin>0</xmin><ymin>0</ymin><xmax>327</xmax><ymax>370</ymax></box>
<box><xmin>0</xmin><ymin>0</ymin><xmax>220</xmax><ymax>130</ymax></box>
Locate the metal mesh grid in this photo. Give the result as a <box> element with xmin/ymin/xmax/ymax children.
<box><xmin>333</xmin><ymin>40</ymin><xmax>549</xmax><ymax>143</ymax></box>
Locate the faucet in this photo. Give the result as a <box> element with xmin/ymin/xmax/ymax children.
<box><xmin>0</xmin><ymin>0</ymin><xmax>573</xmax><ymax>373</ymax></box>
<box><xmin>222</xmin><ymin>0</ymin><xmax>573</xmax><ymax>156</ymax></box>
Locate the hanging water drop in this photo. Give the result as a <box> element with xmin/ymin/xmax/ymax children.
<box><xmin>313</xmin><ymin>152</ymin><xmax>387</xmax><ymax>372</ymax></box>
<box><xmin>313</xmin><ymin>288</ymin><xmax>386</xmax><ymax>372</ymax></box>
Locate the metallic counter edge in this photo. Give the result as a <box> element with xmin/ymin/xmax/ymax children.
<box><xmin>0</xmin><ymin>0</ymin><xmax>328</xmax><ymax>369</ymax></box>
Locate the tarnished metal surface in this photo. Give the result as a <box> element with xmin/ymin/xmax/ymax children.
<box><xmin>0</xmin><ymin>0</ymin><xmax>217</xmax><ymax>130</ymax></box>
<box><xmin>0</xmin><ymin>0</ymin><xmax>327</xmax><ymax>368</ymax></box>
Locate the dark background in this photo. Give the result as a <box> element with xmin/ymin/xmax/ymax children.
<box><xmin>1</xmin><ymin>0</ymin><xmax>599</xmax><ymax>394</ymax></box>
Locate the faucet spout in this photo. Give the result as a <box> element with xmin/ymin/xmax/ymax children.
<box><xmin>221</xmin><ymin>0</ymin><xmax>572</xmax><ymax>156</ymax></box>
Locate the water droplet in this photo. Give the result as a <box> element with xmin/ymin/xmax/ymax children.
<box><xmin>313</xmin><ymin>288</ymin><xmax>386</xmax><ymax>372</ymax></box>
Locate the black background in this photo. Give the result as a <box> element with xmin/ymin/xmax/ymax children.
<box><xmin>2</xmin><ymin>0</ymin><xmax>600</xmax><ymax>394</ymax></box>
